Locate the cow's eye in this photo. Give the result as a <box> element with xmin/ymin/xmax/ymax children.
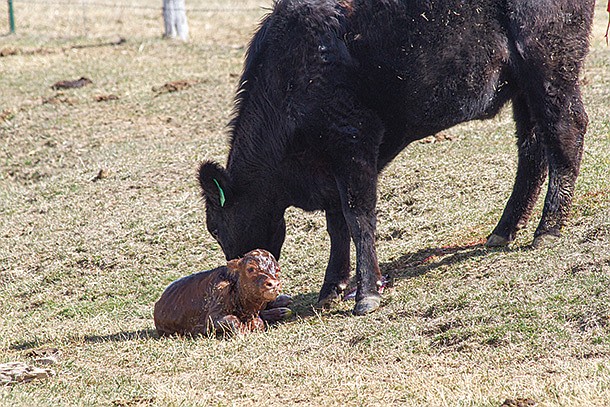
<box><xmin>247</xmin><ymin>267</ymin><xmax>256</xmax><ymax>274</ymax></box>
<box><xmin>210</xmin><ymin>229</ymin><xmax>219</xmax><ymax>239</ymax></box>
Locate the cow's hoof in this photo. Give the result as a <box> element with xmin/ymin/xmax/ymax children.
<box><xmin>353</xmin><ymin>295</ymin><xmax>381</xmax><ymax>316</ymax></box>
<box><xmin>315</xmin><ymin>284</ymin><xmax>347</xmax><ymax>310</ymax></box>
<box><xmin>315</xmin><ymin>295</ymin><xmax>338</xmax><ymax>310</ymax></box>
<box><xmin>485</xmin><ymin>234</ymin><xmax>510</xmax><ymax>247</ymax></box>
<box><xmin>532</xmin><ymin>233</ymin><xmax>559</xmax><ymax>249</ymax></box>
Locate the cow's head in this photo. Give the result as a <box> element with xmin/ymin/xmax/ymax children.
<box><xmin>198</xmin><ymin>161</ymin><xmax>286</xmax><ymax>260</ymax></box>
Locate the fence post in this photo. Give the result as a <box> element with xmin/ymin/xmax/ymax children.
<box><xmin>8</xmin><ymin>0</ymin><xmax>15</xmax><ymax>34</ymax></box>
<box><xmin>163</xmin><ymin>0</ymin><xmax>189</xmax><ymax>41</ymax></box>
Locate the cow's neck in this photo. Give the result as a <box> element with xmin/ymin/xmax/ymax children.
<box><xmin>227</xmin><ymin>142</ymin><xmax>288</xmax><ymax>202</ymax></box>
<box><xmin>227</xmin><ymin>93</ymin><xmax>294</xmax><ymax>210</ymax></box>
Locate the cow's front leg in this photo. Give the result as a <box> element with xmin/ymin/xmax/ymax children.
<box><xmin>334</xmin><ymin>153</ymin><xmax>383</xmax><ymax>315</ymax></box>
<box><xmin>316</xmin><ymin>211</ymin><xmax>352</xmax><ymax>309</ymax></box>
<box><xmin>336</xmin><ymin>175</ymin><xmax>382</xmax><ymax>316</ymax></box>
<box><xmin>324</xmin><ymin>100</ymin><xmax>384</xmax><ymax>315</ymax></box>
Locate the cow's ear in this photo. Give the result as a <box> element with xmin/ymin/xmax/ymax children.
<box><xmin>198</xmin><ymin>161</ymin><xmax>231</xmax><ymax>208</ymax></box>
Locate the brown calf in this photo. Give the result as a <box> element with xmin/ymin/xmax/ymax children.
<box><xmin>154</xmin><ymin>249</ymin><xmax>286</xmax><ymax>337</ymax></box>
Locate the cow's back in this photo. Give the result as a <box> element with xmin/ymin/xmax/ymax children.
<box><xmin>347</xmin><ymin>0</ymin><xmax>512</xmax><ymax>129</ymax></box>
<box><xmin>249</xmin><ymin>0</ymin><xmax>593</xmax><ymax>164</ymax></box>
<box><xmin>225</xmin><ymin>0</ymin><xmax>595</xmax><ymax>208</ymax></box>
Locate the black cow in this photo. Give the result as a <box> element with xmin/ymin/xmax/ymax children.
<box><xmin>199</xmin><ymin>0</ymin><xmax>595</xmax><ymax>315</ymax></box>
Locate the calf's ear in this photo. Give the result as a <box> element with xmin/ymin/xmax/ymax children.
<box><xmin>198</xmin><ymin>161</ymin><xmax>232</xmax><ymax>208</ymax></box>
<box><xmin>226</xmin><ymin>259</ymin><xmax>241</xmax><ymax>273</ymax></box>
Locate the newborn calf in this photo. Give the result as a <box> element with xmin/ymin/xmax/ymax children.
<box><xmin>154</xmin><ymin>249</ymin><xmax>285</xmax><ymax>337</ymax></box>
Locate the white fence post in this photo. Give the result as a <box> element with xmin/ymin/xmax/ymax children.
<box><xmin>163</xmin><ymin>0</ymin><xmax>189</xmax><ymax>41</ymax></box>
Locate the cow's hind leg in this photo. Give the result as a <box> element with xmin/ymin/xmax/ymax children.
<box><xmin>487</xmin><ymin>95</ymin><xmax>548</xmax><ymax>246</ymax></box>
<box><xmin>498</xmin><ymin>3</ymin><xmax>591</xmax><ymax>247</ymax></box>
<box><xmin>316</xmin><ymin>211</ymin><xmax>352</xmax><ymax>309</ymax></box>
<box><xmin>532</xmin><ymin>87</ymin><xmax>587</xmax><ymax>247</ymax></box>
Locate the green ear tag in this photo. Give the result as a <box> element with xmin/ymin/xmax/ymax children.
<box><xmin>212</xmin><ymin>179</ymin><xmax>226</xmax><ymax>207</ymax></box>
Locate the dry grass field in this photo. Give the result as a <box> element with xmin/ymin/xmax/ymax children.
<box><xmin>1</xmin><ymin>1</ymin><xmax>609</xmax><ymax>406</ymax></box>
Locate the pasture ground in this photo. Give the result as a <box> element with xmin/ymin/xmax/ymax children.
<box><xmin>1</xmin><ymin>1</ymin><xmax>609</xmax><ymax>406</ymax></box>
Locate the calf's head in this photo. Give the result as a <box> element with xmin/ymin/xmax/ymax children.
<box><xmin>227</xmin><ymin>249</ymin><xmax>281</xmax><ymax>302</ymax></box>
<box><xmin>199</xmin><ymin>161</ymin><xmax>286</xmax><ymax>260</ymax></box>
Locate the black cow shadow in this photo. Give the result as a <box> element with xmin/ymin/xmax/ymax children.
<box><xmin>381</xmin><ymin>240</ymin><xmax>499</xmax><ymax>281</ymax></box>
<box><xmin>288</xmin><ymin>241</ymin><xmax>512</xmax><ymax>319</ymax></box>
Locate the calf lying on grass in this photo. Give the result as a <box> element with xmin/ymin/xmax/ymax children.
<box><xmin>154</xmin><ymin>249</ymin><xmax>291</xmax><ymax>337</ymax></box>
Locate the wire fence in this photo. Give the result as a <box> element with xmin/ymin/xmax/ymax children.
<box><xmin>10</xmin><ymin>0</ymin><xmax>263</xmax><ymax>13</ymax></box>
<box><xmin>1</xmin><ymin>0</ymin><xmax>270</xmax><ymax>40</ymax></box>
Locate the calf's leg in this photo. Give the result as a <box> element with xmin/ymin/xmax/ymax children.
<box><xmin>213</xmin><ymin>315</ymin><xmax>244</xmax><ymax>337</ymax></box>
<box><xmin>260</xmin><ymin>294</ymin><xmax>293</xmax><ymax>323</ymax></box>
<box><xmin>244</xmin><ymin>316</ymin><xmax>266</xmax><ymax>333</ymax></box>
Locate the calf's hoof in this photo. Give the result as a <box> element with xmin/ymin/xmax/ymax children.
<box><xmin>353</xmin><ymin>295</ymin><xmax>381</xmax><ymax>316</ymax></box>
<box><xmin>266</xmin><ymin>294</ymin><xmax>293</xmax><ymax>309</ymax></box>
<box><xmin>259</xmin><ymin>307</ymin><xmax>293</xmax><ymax>323</ymax></box>
<box><xmin>485</xmin><ymin>234</ymin><xmax>510</xmax><ymax>247</ymax></box>
<box><xmin>532</xmin><ymin>233</ymin><xmax>560</xmax><ymax>249</ymax></box>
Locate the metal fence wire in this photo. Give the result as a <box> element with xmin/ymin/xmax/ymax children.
<box><xmin>1</xmin><ymin>0</ymin><xmax>269</xmax><ymax>38</ymax></box>
<box><xmin>10</xmin><ymin>0</ymin><xmax>261</xmax><ymax>12</ymax></box>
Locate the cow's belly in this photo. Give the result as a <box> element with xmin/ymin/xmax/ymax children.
<box><xmin>369</xmin><ymin>60</ymin><xmax>513</xmax><ymax>169</ymax></box>
<box><xmin>348</xmin><ymin>0</ymin><xmax>512</xmax><ymax>133</ymax></box>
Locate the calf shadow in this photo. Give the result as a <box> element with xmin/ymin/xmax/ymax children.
<box><xmin>84</xmin><ymin>329</ymin><xmax>159</xmax><ymax>343</ymax></box>
<box><xmin>9</xmin><ymin>329</ymin><xmax>159</xmax><ymax>351</ymax></box>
